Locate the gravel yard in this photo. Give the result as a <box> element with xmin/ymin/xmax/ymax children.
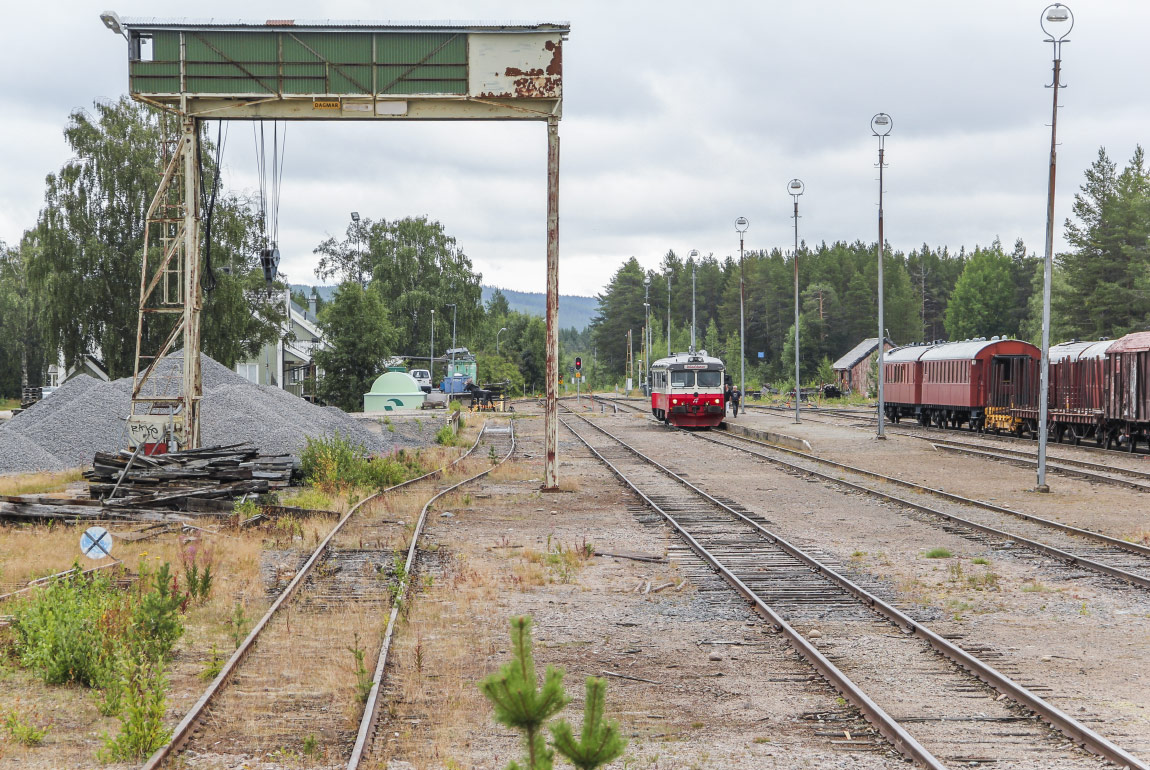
<box><xmin>0</xmin><ymin>353</ymin><xmax>427</xmax><ymax>474</ymax></box>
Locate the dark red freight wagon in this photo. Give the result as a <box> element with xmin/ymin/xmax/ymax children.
<box><xmin>1007</xmin><ymin>339</ymin><xmax>1114</xmax><ymax>444</ymax></box>
<box><xmin>1103</xmin><ymin>332</ymin><xmax>1150</xmax><ymax>451</ymax></box>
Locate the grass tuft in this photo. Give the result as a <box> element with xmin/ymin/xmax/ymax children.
<box><xmin>924</xmin><ymin>547</ymin><xmax>953</xmax><ymax>559</ymax></box>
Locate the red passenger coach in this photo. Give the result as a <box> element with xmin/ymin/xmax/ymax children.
<box><xmin>884</xmin><ymin>338</ymin><xmax>1039</xmax><ymax>431</ymax></box>
<box><xmin>649</xmin><ymin>351</ymin><xmax>726</xmax><ymax>428</ymax></box>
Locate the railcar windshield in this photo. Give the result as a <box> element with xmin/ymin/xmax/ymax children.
<box><xmin>697</xmin><ymin>370</ymin><xmax>722</xmax><ymax>388</ymax></box>
<box><xmin>671</xmin><ymin>371</ymin><xmax>693</xmax><ymax>388</ymax></box>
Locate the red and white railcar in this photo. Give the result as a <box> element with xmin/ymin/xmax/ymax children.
<box><xmin>649</xmin><ymin>351</ymin><xmax>726</xmax><ymax>428</ymax></box>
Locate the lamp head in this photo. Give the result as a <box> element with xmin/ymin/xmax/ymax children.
<box><xmin>100</xmin><ymin>11</ymin><xmax>126</xmax><ymax>38</ymax></box>
<box><xmin>734</xmin><ymin>216</ymin><xmax>750</xmax><ymax>233</ymax></box>
<box><xmin>1041</xmin><ymin>3</ymin><xmax>1073</xmax><ymax>40</ymax></box>
<box><xmin>871</xmin><ymin>113</ymin><xmax>893</xmax><ymax>137</ymax></box>
<box><xmin>350</xmin><ymin>211</ymin><xmax>360</xmax><ymax>222</ymax></box>
<box><xmin>788</xmin><ymin>178</ymin><xmax>805</xmax><ymax>197</ymax></box>
<box><xmin>688</xmin><ymin>249</ymin><xmax>699</xmax><ymax>259</ymax></box>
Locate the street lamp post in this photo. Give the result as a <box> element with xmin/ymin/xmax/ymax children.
<box><xmin>446</xmin><ymin>304</ymin><xmax>458</xmax><ymax>381</ymax></box>
<box><xmin>497</xmin><ymin>326</ymin><xmax>508</xmax><ymax>355</ymax></box>
<box><xmin>350</xmin><ymin>212</ymin><xmax>362</xmax><ymax>282</ymax></box>
<box><xmin>689</xmin><ymin>249</ymin><xmax>699</xmax><ymax>351</ymax></box>
<box><xmin>643</xmin><ymin>276</ymin><xmax>651</xmax><ymax>391</ymax></box>
<box><xmin>734</xmin><ymin>218</ymin><xmax>749</xmax><ymax>401</ymax></box>
<box><xmin>430</xmin><ymin>308</ymin><xmax>435</xmax><ymax>380</ymax></box>
<box><xmin>1036</xmin><ymin>3</ymin><xmax>1073</xmax><ymax>492</ymax></box>
<box><xmin>871</xmin><ymin>113</ymin><xmax>893</xmax><ymax>439</ymax></box>
<box><xmin>788</xmin><ymin>179</ymin><xmax>805</xmax><ymax>424</ymax></box>
<box><xmin>666</xmin><ymin>266</ymin><xmax>672</xmax><ymax>358</ymax></box>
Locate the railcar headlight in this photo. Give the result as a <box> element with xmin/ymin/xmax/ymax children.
<box><xmin>672</xmin><ymin>398</ymin><xmax>678</xmax><ymax>404</ymax></box>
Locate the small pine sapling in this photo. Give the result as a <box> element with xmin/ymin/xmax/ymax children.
<box><xmin>550</xmin><ymin>677</ymin><xmax>627</xmax><ymax>770</ymax></box>
<box><xmin>479</xmin><ymin>616</ymin><xmax>570</xmax><ymax>770</ymax></box>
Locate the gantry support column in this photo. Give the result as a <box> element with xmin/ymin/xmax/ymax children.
<box><xmin>182</xmin><ymin>115</ymin><xmax>203</xmax><ymax>449</ymax></box>
<box><xmin>543</xmin><ymin>116</ymin><xmax>560</xmax><ymax>490</ymax></box>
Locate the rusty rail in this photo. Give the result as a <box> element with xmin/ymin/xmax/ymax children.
<box><xmin>140</xmin><ymin>427</ymin><xmax>490</xmax><ymax>770</ymax></box>
<box><xmin>347</xmin><ymin>418</ymin><xmax>516</xmax><ymax>768</ymax></box>
<box><xmin>559</xmin><ymin>405</ymin><xmax>1148</xmax><ymax>770</ymax></box>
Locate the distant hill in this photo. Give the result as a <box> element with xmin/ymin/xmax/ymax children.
<box><xmin>482</xmin><ymin>286</ymin><xmax>598</xmax><ymax>331</ymax></box>
<box><xmin>292</xmin><ymin>284</ymin><xmax>599</xmax><ymax>331</ymax></box>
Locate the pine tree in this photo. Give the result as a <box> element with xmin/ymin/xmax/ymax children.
<box><xmin>479</xmin><ymin>617</ymin><xmax>570</xmax><ymax>770</ymax></box>
<box><xmin>550</xmin><ymin>677</ymin><xmax>627</xmax><ymax>770</ymax></box>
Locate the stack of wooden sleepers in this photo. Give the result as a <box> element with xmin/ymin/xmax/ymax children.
<box><xmin>0</xmin><ymin>443</ymin><xmax>292</xmax><ymax>523</ymax></box>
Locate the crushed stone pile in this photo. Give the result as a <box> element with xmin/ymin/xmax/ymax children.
<box><xmin>0</xmin><ymin>353</ymin><xmax>422</xmax><ymax>474</ymax></box>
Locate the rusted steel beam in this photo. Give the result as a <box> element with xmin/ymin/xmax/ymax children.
<box><xmin>543</xmin><ymin>116</ymin><xmax>560</xmax><ymax>489</ymax></box>
<box><xmin>182</xmin><ymin>115</ymin><xmax>203</xmax><ymax>449</ymax></box>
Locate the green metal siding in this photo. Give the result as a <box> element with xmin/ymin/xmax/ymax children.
<box><xmin>130</xmin><ymin>30</ymin><xmax>467</xmax><ymax>97</ymax></box>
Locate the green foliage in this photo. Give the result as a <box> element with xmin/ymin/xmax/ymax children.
<box><xmin>435</xmin><ymin>423</ymin><xmax>458</xmax><ymax>446</ymax></box>
<box><xmin>944</xmin><ymin>242</ymin><xmax>1017</xmax><ymax>340</ymax></box>
<box><xmin>1054</xmin><ymin>145</ymin><xmax>1150</xmax><ymax>340</ymax></box>
<box><xmin>925</xmin><ymin>548</ymin><xmax>953</xmax><ymax>559</ymax></box>
<box><xmin>6</xmin><ymin>710</ymin><xmax>49</xmax><ymax>746</ymax></box>
<box><xmin>12</xmin><ymin>566</ymin><xmax>125</xmax><ymax>687</ymax></box>
<box><xmin>228</xmin><ymin>600</ymin><xmax>250</xmax><ymax>650</ymax></box>
<box><xmin>300</xmin><ymin>432</ymin><xmax>421</xmax><ymax>492</ymax></box>
<box><xmin>314</xmin><ymin>281</ymin><xmax>398</xmax><ymax>412</ymax></box>
<box><xmin>480</xmin><ymin>617</ymin><xmax>571</xmax><ymax>770</ymax></box>
<box><xmin>179</xmin><ymin>542</ymin><xmax>215</xmax><ymax>605</ymax></box>
<box><xmin>314</xmin><ymin>215</ymin><xmax>483</xmax><ymax>362</ymax></box>
<box><xmin>131</xmin><ymin>561</ymin><xmax>185</xmax><ymax>663</ymax></box>
<box><xmin>12</xmin><ymin>559</ymin><xmax>186</xmax><ymax>759</ymax></box>
<box><xmin>348</xmin><ymin>633</ymin><xmax>373</xmax><ymax>703</ymax></box>
<box><xmin>816</xmin><ymin>356</ymin><xmax>835</xmax><ymax>385</ymax></box>
<box><xmin>0</xmin><ymin>240</ymin><xmax>48</xmax><ymax>397</ymax></box>
<box><xmin>550</xmin><ymin>677</ymin><xmax>627</xmax><ymax>770</ymax></box>
<box><xmin>98</xmin><ymin>656</ymin><xmax>171</xmax><ymax>761</ymax></box>
<box><xmin>200</xmin><ymin>645</ymin><xmax>225</xmax><ymax>681</ymax></box>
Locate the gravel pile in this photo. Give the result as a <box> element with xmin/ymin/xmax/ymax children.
<box><xmin>0</xmin><ymin>353</ymin><xmax>422</xmax><ymax>474</ymax></box>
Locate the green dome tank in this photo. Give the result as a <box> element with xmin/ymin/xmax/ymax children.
<box><xmin>363</xmin><ymin>372</ymin><xmax>426</xmax><ymax>412</ymax></box>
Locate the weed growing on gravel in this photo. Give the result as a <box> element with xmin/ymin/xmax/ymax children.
<box><xmin>925</xmin><ymin>548</ymin><xmax>953</xmax><ymax>559</ymax></box>
<box><xmin>0</xmin><ymin>468</ymin><xmax>84</xmax><ymax>496</ymax></box>
<box><xmin>1021</xmin><ymin>580</ymin><xmax>1050</xmax><ymax>593</ymax></box>
<box><xmin>179</xmin><ymin>541</ymin><xmax>215</xmax><ymax>605</ymax></box>
<box><xmin>278</xmin><ymin>487</ymin><xmax>335</xmax><ymax>511</ymax></box>
<box><xmin>301</xmin><ymin>432</ymin><xmax>424</xmax><ymax>492</ymax></box>
<box><xmin>5</xmin><ymin>709</ymin><xmax>49</xmax><ymax>746</ymax></box>
<box><xmin>972</xmin><ymin>557</ymin><xmax>990</xmax><ymax>565</ymax></box>
<box><xmin>348</xmin><ymin>632</ymin><xmax>372</xmax><ymax>703</ymax></box>
<box><xmin>947</xmin><ymin>561</ymin><xmax>965</xmax><ymax>582</ymax></box>
<box><xmin>302</xmin><ymin>733</ymin><xmax>319</xmax><ymax>757</ymax></box>
<box><xmin>200</xmin><ymin>645</ymin><xmax>224</xmax><ymax>681</ymax></box>
<box><xmin>228</xmin><ymin>600</ymin><xmax>250</xmax><ymax>649</ymax></box>
<box><xmin>967</xmin><ymin>571</ymin><xmax>998</xmax><ymax>590</ymax></box>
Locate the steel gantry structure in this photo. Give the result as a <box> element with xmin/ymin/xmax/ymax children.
<box><xmin>101</xmin><ymin>13</ymin><xmax>569</xmax><ymax>487</ymax></box>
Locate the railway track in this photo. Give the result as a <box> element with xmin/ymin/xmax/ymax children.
<box><xmin>747</xmin><ymin>401</ymin><xmax>1150</xmax><ymax>463</ymax></box>
<box><xmin>559</xmin><ymin>405</ymin><xmax>1146</xmax><ymax>769</ymax></box>
<box><xmin>142</xmin><ymin>418</ymin><xmax>516</xmax><ymax>770</ymax></box>
<box><xmin>587</xmin><ymin>394</ymin><xmax>1150</xmax><ymax>592</ymax></box>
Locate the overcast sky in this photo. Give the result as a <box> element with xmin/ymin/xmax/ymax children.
<box><xmin>2</xmin><ymin>1</ymin><xmax>1147</xmax><ymax>298</ymax></box>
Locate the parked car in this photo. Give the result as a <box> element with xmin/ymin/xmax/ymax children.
<box><xmin>410</xmin><ymin>369</ymin><xmax>432</xmax><ymax>393</ymax></box>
